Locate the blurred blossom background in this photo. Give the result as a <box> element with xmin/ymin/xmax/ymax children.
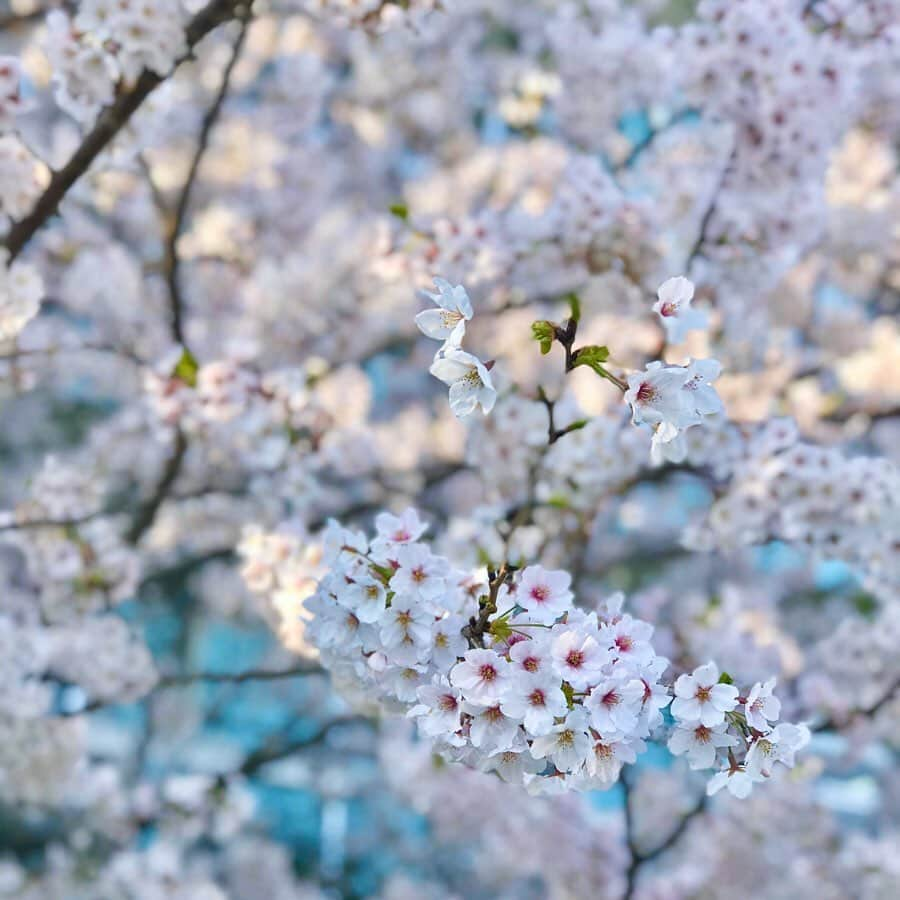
<box><xmin>0</xmin><ymin>0</ymin><xmax>899</xmax><ymax>897</ymax></box>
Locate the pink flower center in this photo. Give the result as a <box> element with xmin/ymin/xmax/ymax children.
<box><xmin>438</xmin><ymin>694</ymin><xmax>458</xmax><ymax>713</ymax></box>
<box><xmin>528</xmin><ymin>688</ymin><xmax>546</xmax><ymax>707</ymax></box>
<box><xmin>566</xmin><ymin>649</ymin><xmax>585</xmax><ymax>668</ymax></box>
<box><xmin>522</xmin><ymin>656</ymin><xmax>540</xmax><ymax>673</ymax></box>
<box><xmin>601</xmin><ymin>690</ymin><xmax>620</xmax><ymax>708</ymax></box>
<box><xmin>479</xmin><ymin>664</ymin><xmax>497</xmax><ymax>682</ymax></box>
<box><xmin>659</xmin><ymin>301</ymin><xmax>677</xmax><ymax>317</ymax></box>
<box><xmin>615</xmin><ymin>635</ymin><xmax>633</xmax><ymax>653</ymax></box>
<box><xmin>696</xmin><ymin>685</ymin><xmax>712</xmax><ymax>703</ymax></box>
<box><xmin>411</xmin><ymin>566</ymin><xmax>427</xmax><ymax>583</ymax></box>
<box><xmin>636</xmin><ymin>382</ymin><xmax>657</xmax><ymax>404</ymax></box>
<box><xmin>530</xmin><ymin>585</ymin><xmax>550</xmax><ymax>603</ymax></box>
<box><xmin>694</xmin><ymin>725</ymin><xmax>712</xmax><ymax>743</ymax></box>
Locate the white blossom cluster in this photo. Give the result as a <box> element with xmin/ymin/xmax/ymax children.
<box><xmin>144</xmin><ymin>351</ymin><xmax>372</xmax><ymax>474</ymax></box>
<box><xmin>45</xmin><ymin>0</ymin><xmax>188</xmax><ymax>123</ymax></box>
<box><xmin>238</xmin><ymin>522</ymin><xmax>325</xmax><ymax>654</ymax></box>
<box><xmin>685</xmin><ymin>435</ymin><xmax>900</xmax><ymax>602</ymax></box>
<box><xmin>0</xmin><ymin>460</ymin><xmax>155</xmax><ymax>804</ymax></box>
<box><xmin>1</xmin><ymin>0</ymin><xmax>899</xmax><ymax>892</ymax></box>
<box><xmin>675</xmin><ymin>0</ymin><xmax>861</xmax><ymax>253</ymax></box>
<box><xmin>406</xmin><ymin>152</ymin><xmax>658</xmax><ymax>309</ymax></box>
<box><xmin>668</xmin><ymin>663</ymin><xmax>809</xmax><ymax>799</ymax></box>
<box><xmin>0</xmin><ymin>138</ymin><xmax>41</xmax><ymax>230</ymax></box>
<box><xmin>0</xmin><ymin>250</ymin><xmax>43</xmax><ymax>341</ymax></box>
<box><xmin>625</xmin><ymin>356</ymin><xmax>724</xmax><ymax>465</ymax></box>
<box><xmin>417</xmin><ymin>278</ymin><xmax>497</xmax><ymax>418</ymax></box>
<box><xmin>296</xmin><ymin>509</ymin><xmax>806</xmax><ymax>796</ymax></box>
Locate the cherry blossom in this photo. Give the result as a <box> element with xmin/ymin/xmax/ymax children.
<box><xmin>653</xmin><ymin>276</ymin><xmax>708</xmax><ymax>343</ymax></box>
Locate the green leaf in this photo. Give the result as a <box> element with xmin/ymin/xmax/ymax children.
<box><xmin>561</xmin><ymin>681</ymin><xmax>575</xmax><ymax>709</ymax></box>
<box><xmin>172</xmin><ymin>348</ymin><xmax>199</xmax><ymax>387</ymax></box>
<box><xmin>545</xmin><ymin>494</ymin><xmax>571</xmax><ymax>509</ymax></box>
<box><xmin>564</xmin><ymin>292</ymin><xmax>581</xmax><ymax>324</ymax></box>
<box><xmin>489</xmin><ymin>616</ymin><xmax>514</xmax><ymax>641</ymax></box>
<box><xmin>718</xmin><ymin>671</ymin><xmax>734</xmax><ymax>685</ymax></box>
<box><xmin>531</xmin><ymin>320</ymin><xmax>555</xmax><ymax>355</ymax></box>
<box><xmin>389</xmin><ymin>202</ymin><xmax>409</xmax><ymax>221</ymax></box>
<box><xmin>573</xmin><ymin>345</ymin><xmax>609</xmax><ymax>367</ymax></box>
<box><xmin>370</xmin><ymin>563</ymin><xmax>395</xmax><ymax>585</ymax></box>
<box><xmin>852</xmin><ymin>592</ymin><xmax>877</xmax><ymax>617</ymax></box>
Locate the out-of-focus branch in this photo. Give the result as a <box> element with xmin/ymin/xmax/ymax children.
<box><xmin>812</xmin><ymin>675</ymin><xmax>900</xmax><ymax>733</ymax></box>
<box><xmin>621</xmin><ymin>769</ymin><xmax>707</xmax><ymax>900</ymax></box>
<box><xmin>240</xmin><ymin>716</ymin><xmax>368</xmax><ymax>776</ymax></box>
<box><xmin>615</xmin><ymin>108</ymin><xmax>696</xmax><ymax>172</ymax></box>
<box><xmin>685</xmin><ymin>146</ymin><xmax>735</xmax><ymax>275</ymax></box>
<box><xmin>158</xmin><ymin>662</ymin><xmax>323</xmax><ymax>686</ymax></box>
<box><xmin>126</xmin><ymin>428</ymin><xmax>188</xmax><ymax>544</ymax></box>
<box><xmin>3</xmin><ymin>0</ymin><xmax>247</xmax><ymax>262</ymax></box>
<box><xmin>162</xmin><ymin>13</ymin><xmax>251</xmax><ymax>344</ymax></box>
<box><xmin>0</xmin><ymin>343</ymin><xmax>144</xmax><ymax>366</ymax></box>
<box><xmin>0</xmin><ymin>510</ymin><xmax>105</xmax><ymax>533</ymax></box>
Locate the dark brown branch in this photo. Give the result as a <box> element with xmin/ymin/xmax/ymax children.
<box><xmin>126</xmin><ymin>429</ymin><xmax>188</xmax><ymax>544</ymax></box>
<box><xmin>462</xmin><ymin>563</ymin><xmax>513</xmax><ymax>648</ymax></box>
<box><xmin>3</xmin><ymin>0</ymin><xmax>247</xmax><ymax>262</ymax></box>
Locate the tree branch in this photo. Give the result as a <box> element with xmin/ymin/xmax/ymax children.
<box><xmin>621</xmin><ymin>769</ymin><xmax>707</xmax><ymax>900</ymax></box>
<box><xmin>3</xmin><ymin>0</ymin><xmax>247</xmax><ymax>262</ymax></box>
<box><xmin>126</xmin><ymin>428</ymin><xmax>188</xmax><ymax>544</ymax></box>
<box><xmin>240</xmin><ymin>716</ymin><xmax>368</xmax><ymax>776</ymax></box>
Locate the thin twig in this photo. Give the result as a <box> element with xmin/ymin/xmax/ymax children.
<box><xmin>0</xmin><ymin>343</ymin><xmax>144</xmax><ymax>367</ymax></box>
<box><xmin>684</xmin><ymin>146</ymin><xmax>736</xmax><ymax>275</ymax></box>
<box><xmin>162</xmin><ymin>14</ymin><xmax>251</xmax><ymax>344</ymax></box>
<box><xmin>158</xmin><ymin>662</ymin><xmax>323</xmax><ymax>687</ymax></box>
<box><xmin>811</xmin><ymin>676</ymin><xmax>900</xmax><ymax>733</ymax></box>
<box><xmin>240</xmin><ymin>716</ymin><xmax>367</xmax><ymax>776</ymax></box>
<box><xmin>616</xmin><ymin>108</ymin><xmax>696</xmax><ymax>172</ymax></box>
<box><xmin>0</xmin><ymin>510</ymin><xmax>106</xmax><ymax>533</ymax></box>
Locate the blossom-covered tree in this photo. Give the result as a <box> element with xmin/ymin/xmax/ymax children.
<box><xmin>1</xmin><ymin>0</ymin><xmax>899</xmax><ymax>896</ymax></box>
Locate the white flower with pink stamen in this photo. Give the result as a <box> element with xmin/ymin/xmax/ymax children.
<box><xmin>668</xmin><ymin>721</ymin><xmax>738</xmax><ymax>770</ymax></box>
<box><xmin>743</xmin><ymin>677</ymin><xmax>782</xmax><ymax>731</ymax></box>
<box><xmin>550</xmin><ymin>629</ymin><xmax>608</xmax><ymax>689</ymax></box>
<box><xmin>501</xmin><ymin>672</ymin><xmax>568</xmax><ymax>736</ymax></box>
<box><xmin>450</xmin><ymin>648</ymin><xmax>509</xmax><ymax>705</ymax></box>
<box><xmin>585</xmin><ymin>675</ymin><xmax>645</xmax><ymax>738</ymax></box>
<box><xmin>653</xmin><ymin>276</ymin><xmax>708</xmax><ymax>343</ymax></box>
<box><xmin>514</xmin><ymin>565</ymin><xmax>573</xmax><ymax>625</ymax></box>
<box><xmin>671</xmin><ymin>662</ymin><xmax>739</xmax><ymax>727</ymax></box>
